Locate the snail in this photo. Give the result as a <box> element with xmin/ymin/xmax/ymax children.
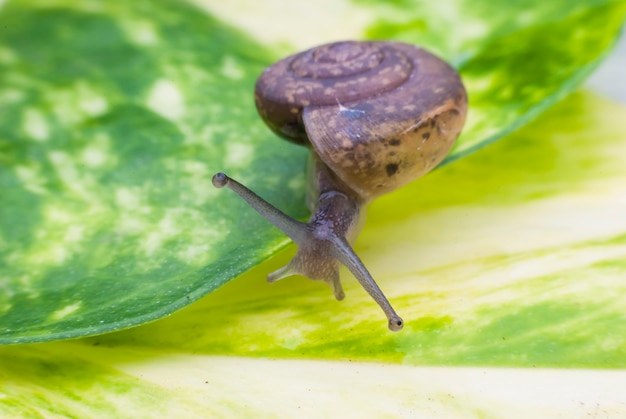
<box><xmin>212</xmin><ymin>40</ymin><xmax>467</xmax><ymax>331</ymax></box>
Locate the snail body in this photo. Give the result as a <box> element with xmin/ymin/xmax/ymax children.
<box><xmin>213</xmin><ymin>40</ymin><xmax>467</xmax><ymax>331</ymax></box>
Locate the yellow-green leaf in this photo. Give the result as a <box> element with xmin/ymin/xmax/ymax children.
<box><xmin>2</xmin><ymin>91</ymin><xmax>626</xmax><ymax>417</ymax></box>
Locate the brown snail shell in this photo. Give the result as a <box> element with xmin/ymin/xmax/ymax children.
<box><xmin>254</xmin><ymin>40</ymin><xmax>467</xmax><ymax>201</ymax></box>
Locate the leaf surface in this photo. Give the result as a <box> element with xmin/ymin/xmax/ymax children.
<box><xmin>2</xmin><ymin>91</ymin><xmax>626</xmax><ymax>417</ymax></box>
<box><xmin>84</xmin><ymin>92</ymin><xmax>626</xmax><ymax>368</ymax></box>
<box><xmin>0</xmin><ymin>0</ymin><xmax>624</xmax><ymax>343</ymax></box>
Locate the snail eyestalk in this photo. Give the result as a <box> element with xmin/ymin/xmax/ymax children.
<box><xmin>212</xmin><ymin>172</ymin><xmax>308</xmax><ymax>244</ymax></box>
<box><xmin>211</xmin><ymin>172</ymin><xmax>404</xmax><ymax>331</ymax></box>
<box><xmin>330</xmin><ymin>236</ymin><xmax>404</xmax><ymax>331</ymax></box>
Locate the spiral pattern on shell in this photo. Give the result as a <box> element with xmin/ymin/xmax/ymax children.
<box><xmin>255</xmin><ymin>41</ymin><xmax>413</xmax><ymax>143</ymax></box>
<box><xmin>255</xmin><ymin>40</ymin><xmax>467</xmax><ymax>201</ymax></box>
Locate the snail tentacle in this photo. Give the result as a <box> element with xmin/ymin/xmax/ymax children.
<box><xmin>329</xmin><ymin>235</ymin><xmax>403</xmax><ymax>331</ymax></box>
<box><xmin>211</xmin><ymin>173</ymin><xmax>308</xmax><ymax>244</ymax></box>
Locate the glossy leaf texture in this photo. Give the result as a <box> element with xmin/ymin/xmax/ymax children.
<box><xmin>2</xmin><ymin>91</ymin><xmax>626</xmax><ymax>417</ymax></box>
<box><xmin>0</xmin><ymin>0</ymin><xmax>625</xmax><ymax>343</ymax></box>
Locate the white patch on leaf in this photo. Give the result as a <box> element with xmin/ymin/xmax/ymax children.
<box><xmin>26</xmin><ymin>241</ymin><xmax>68</xmax><ymax>265</ymax></box>
<box><xmin>0</xmin><ymin>88</ymin><xmax>25</xmax><ymax>104</ymax></box>
<box><xmin>64</xmin><ymin>225</ymin><xmax>85</xmax><ymax>243</ymax></box>
<box><xmin>14</xmin><ymin>165</ymin><xmax>47</xmax><ymax>194</ymax></box>
<box><xmin>115</xmin><ymin>187</ymin><xmax>142</xmax><ymax>210</ymax></box>
<box><xmin>158</xmin><ymin>211</ymin><xmax>181</xmax><ymax>237</ymax></box>
<box><xmin>220</xmin><ymin>56</ymin><xmax>244</xmax><ymax>80</ymax></box>
<box><xmin>139</xmin><ymin>208</ymin><xmax>223</xmax><ymax>263</ymax></box>
<box><xmin>287</xmin><ymin>176</ymin><xmax>304</xmax><ymax>192</ymax></box>
<box><xmin>46</xmin><ymin>89</ymin><xmax>83</xmax><ymax>125</ymax></box>
<box><xmin>23</xmin><ymin>108</ymin><xmax>49</xmax><ymax>142</ymax></box>
<box><xmin>147</xmin><ymin>79</ymin><xmax>185</xmax><ymax>120</ymax></box>
<box><xmin>142</xmin><ymin>232</ymin><xmax>164</xmax><ymax>256</ymax></box>
<box><xmin>116</xmin><ymin>216</ymin><xmax>147</xmax><ymax>236</ymax></box>
<box><xmin>50</xmin><ymin>302</ymin><xmax>82</xmax><ymax>321</ymax></box>
<box><xmin>278</xmin><ymin>328</ymin><xmax>308</xmax><ymax>350</ymax></box>
<box><xmin>182</xmin><ymin>160</ymin><xmax>217</xmax><ymax>205</ymax></box>
<box><xmin>43</xmin><ymin>82</ymin><xmax>109</xmax><ymax>125</ymax></box>
<box><xmin>73</xmin><ymin>81</ymin><xmax>109</xmax><ymax>116</ymax></box>
<box><xmin>21</xmin><ymin>204</ymin><xmax>89</xmax><ymax>267</ymax></box>
<box><xmin>79</xmin><ymin>94</ymin><xmax>108</xmax><ymax>116</ymax></box>
<box><xmin>178</xmin><ymin>243</ymin><xmax>210</xmax><ymax>265</ymax></box>
<box><xmin>82</xmin><ymin>147</ymin><xmax>108</xmax><ymax>168</ymax></box>
<box><xmin>81</xmin><ymin>133</ymin><xmax>115</xmax><ymax>168</ymax></box>
<box><xmin>114</xmin><ymin>187</ymin><xmax>152</xmax><ymax>236</ymax></box>
<box><xmin>49</xmin><ymin>151</ymin><xmax>100</xmax><ymax>201</ymax></box>
<box><xmin>122</xmin><ymin>20</ymin><xmax>159</xmax><ymax>46</ymax></box>
<box><xmin>225</xmin><ymin>142</ymin><xmax>253</xmax><ymax>168</ymax></box>
<box><xmin>140</xmin><ymin>209</ymin><xmax>184</xmax><ymax>257</ymax></box>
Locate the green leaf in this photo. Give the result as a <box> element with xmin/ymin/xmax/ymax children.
<box><xmin>0</xmin><ymin>0</ymin><xmax>308</xmax><ymax>343</ymax></box>
<box><xmin>449</xmin><ymin>0</ymin><xmax>626</xmax><ymax>160</ymax></box>
<box><xmin>1</xmin><ymin>0</ymin><xmax>625</xmax><ymax>343</ymax></box>
<box><xmin>2</xmin><ymin>91</ymin><xmax>626</xmax><ymax>417</ymax></box>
